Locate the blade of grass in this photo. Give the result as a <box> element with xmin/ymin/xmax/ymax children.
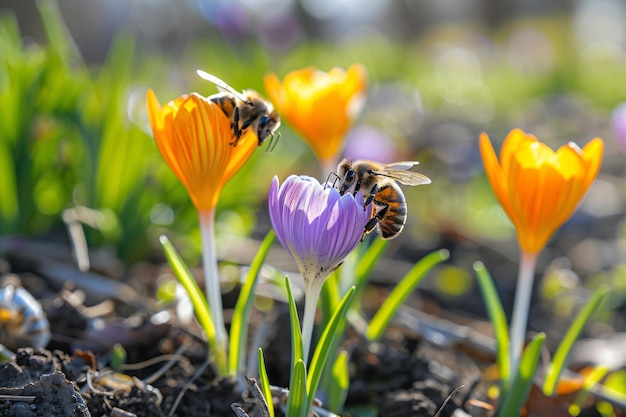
<box><xmin>543</xmin><ymin>285</ymin><xmax>609</xmax><ymax>396</ymax></box>
<box><xmin>285</xmin><ymin>276</ymin><xmax>304</xmax><ymax>373</ymax></box>
<box><xmin>306</xmin><ymin>286</ymin><xmax>356</xmax><ymax>417</ymax></box>
<box><xmin>0</xmin><ymin>144</ymin><xmax>18</xmax><ymax>230</ymax></box>
<box><xmin>229</xmin><ymin>230</ymin><xmax>275</xmax><ymax>376</ymax></box>
<box><xmin>160</xmin><ymin>235</ymin><xmax>226</xmax><ymax>373</ymax></box>
<box><xmin>320</xmin><ymin>269</ymin><xmax>341</xmax><ymax>332</ymax></box>
<box><xmin>498</xmin><ymin>333</ymin><xmax>545</xmax><ymax>417</ymax></box>
<box><xmin>328</xmin><ymin>350</ymin><xmax>350</xmax><ymax>413</ymax></box>
<box><xmin>366</xmin><ymin>249</ymin><xmax>449</xmax><ymax>341</ymax></box>
<box><xmin>569</xmin><ymin>365</ymin><xmax>610</xmax><ymax>416</ymax></box>
<box><xmin>38</xmin><ymin>0</ymin><xmax>81</xmax><ymax>65</ymax></box>
<box><xmin>257</xmin><ymin>348</ymin><xmax>275</xmax><ymax>417</ymax></box>
<box><xmin>354</xmin><ymin>238</ymin><xmax>389</xmax><ymax>291</ymax></box>
<box><xmin>286</xmin><ymin>359</ymin><xmax>307</xmax><ymax>417</ymax></box>
<box><xmin>474</xmin><ymin>261</ymin><xmax>511</xmax><ymax>388</ymax></box>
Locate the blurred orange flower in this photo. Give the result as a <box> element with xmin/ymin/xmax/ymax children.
<box><xmin>146</xmin><ymin>89</ymin><xmax>257</xmax><ymax>211</ymax></box>
<box><xmin>480</xmin><ymin>128</ymin><xmax>603</xmax><ymax>254</ymax></box>
<box><xmin>264</xmin><ymin>64</ymin><xmax>367</xmax><ymax>165</ymax></box>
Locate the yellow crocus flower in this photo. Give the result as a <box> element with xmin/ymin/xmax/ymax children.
<box><xmin>479</xmin><ymin>128</ymin><xmax>603</xmax><ymax>254</ymax></box>
<box><xmin>264</xmin><ymin>65</ymin><xmax>367</xmax><ymax>171</ymax></box>
<box><xmin>146</xmin><ymin>89</ymin><xmax>257</xmax><ymax>212</ymax></box>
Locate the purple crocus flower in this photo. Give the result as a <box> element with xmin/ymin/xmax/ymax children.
<box><xmin>612</xmin><ymin>103</ymin><xmax>626</xmax><ymax>154</ymax></box>
<box><xmin>268</xmin><ymin>174</ymin><xmax>371</xmax><ymax>361</ymax></box>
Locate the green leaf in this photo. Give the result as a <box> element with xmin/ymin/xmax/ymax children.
<box><xmin>0</xmin><ymin>143</ymin><xmax>18</xmax><ymax>230</ymax></box>
<box><xmin>160</xmin><ymin>235</ymin><xmax>226</xmax><ymax>374</ymax></box>
<box><xmin>285</xmin><ymin>277</ymin><xmax>304</xmax><ymax>376</ymax></box>
<box><xmin>328</xmin><ymin>350</ymin><xmax>350</xmax><ymax>413</ymax></box>
<box><xmin>543</xmin><ymin>285</ymin><xmax>609</xmax><ymax>396</ymax></box>
<box><xmin>354</xmin><ymin>238</ymin><xmax>389</xmax><ymax>290</ymax></box>
<box><xmin>306</xmin><ymin>286</ymin><xmax>356</xmax><ymax>417</ymax></box>
<box><xmin>286</xmin><ymin>359</ymin><xmax>307</xmax><ymax>417</ymax></box>
<box><xmin>498</xmin><ymin>333</ymin><xmax>545</xmax><ymax>417</ymax></box>
<box><xmin>319</xmin><ymin>268</ymin><xmax>341</xmax><ymax>334</ymax></box>
<box><xmin>110</xmin><ymin>343</ymin><xmax>127</xmax><ymax>373</ymax></box>
<box><xmin>366</xmin><ymin>249</ymin><xmax>449</xmax><ymax>341</ymax></box>
<box><xmin>474</xmin><ymin>261</ymin><xmax>511</xmax><ymax>387</ymax></box>
<box><xmin>257</xmin><ymin>348</ymin><xmax>275</xmax><ymax>417</ymax></box>
<box><xmin>228</xmin><ymin>230</ymin><xmax>275</xmax><ymax>376</ymax></box>
<box><xmin>38</xmin><ymin>0</ymin><xmax>81</xmax><ymax>65</ymax></box>
<box><xmin>569</xmin><ymin>365</ymin><xmax>610</xmax><ymax>416</ymax></box>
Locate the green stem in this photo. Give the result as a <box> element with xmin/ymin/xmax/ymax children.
<box><xmin>509</xmin><ymin>250</ymin><xmax>537</xmax><ymax>385</ymax></box>
<box><xmin>198</xmin><ymin>209</ymin><xmax>228</xmax><ymax>367</ymax></box>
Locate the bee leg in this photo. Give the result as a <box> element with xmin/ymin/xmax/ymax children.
<box><xmin>240</xmin><ymin>118</ymin><xmax>254</xmax><ymax>130</ymax></box>
<box><xmin>349</xmin><ymin>176</ymin><xmax>363</xmax><ymax>198</ymax></box>
<box><xmin>362</xmin><ymin>217</ymin><xmax>379</xmax><ymax>241</ymax></box>
<box><xmin>230</xmin><ymin>107</ymin><xmax>243</xmax><ymax>146</ymax></box>
<box><xmin>325</xmin><ymin>172</ymin><xmax>340</xmax><ymax>189</ymax></box>
<box><xmin>363</xmin><ymin>183</ymin><xmax>378</xmax><ymax>208</ymax></box>
<box><xmin>361</xmin><ymin>202</ymin><xmax>388</xmax><ymax>241</ymax></box>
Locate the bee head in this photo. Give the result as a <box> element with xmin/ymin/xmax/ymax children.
<box><xmin>257</xmin><ymin>110</ymin><xmax>281</xmax><ymax>152</ymax></box>
<box><xmin>336</xmin><ymin>159</ymin><xmax>357</xmax><ymax>195</ymax></box>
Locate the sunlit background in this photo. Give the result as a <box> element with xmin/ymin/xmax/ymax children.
<box><xmin>2</xmin><ymin>0</ymin><xmax>626</xmax><ymax>336</ymax></box>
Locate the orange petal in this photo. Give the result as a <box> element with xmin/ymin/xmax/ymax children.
<box><xmin>479</xmin><ymin>132</ymin><xmax>517</xmax><ymax>224</ymax></box>
<box><xmin>581</xmin><ymin>138</ymin><xmax>604</xmax><ymax>189</ymax></box>
<box><xmin>221</xmin><ymin>128</ymin><xmax>258</xmax><ymax>189</ymax></box>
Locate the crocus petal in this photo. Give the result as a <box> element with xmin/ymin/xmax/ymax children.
<box><xmin>268</xmin><ymin>175</ymin><xmax>371</xmax><ymax>285</ymax></box>
<box><xmin>480</xmin><ymin>129</ymin><xmax>603</xmax><ymax>254</ymax></box>
<box><xmin>264</xmin><ymin>65</ymin><xmax>367</xmax><ymax>165</ymax></box>
<box><xmin>146</xmin><ymin>90</ymin><xmax>258</xmax><ymax>211</ymax></box>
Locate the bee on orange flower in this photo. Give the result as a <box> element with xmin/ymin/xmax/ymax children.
<box><xmin>197</xmin><ymin>70</ymin><xmax>281</xmax><ymax>152</ymax></box>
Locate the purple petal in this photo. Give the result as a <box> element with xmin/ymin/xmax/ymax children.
<box><xmin>612</xmin><ymin>103</ymin><xmax>626</xmax><ymax>154</ymax></box>
<box><xmin>267</xmin><ymin>173</ymin><xmax>371</xmax><ymax>284</ymax></box>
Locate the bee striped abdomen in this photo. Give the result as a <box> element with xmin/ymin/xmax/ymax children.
<box><xmin>373</xmin><ymin>184</ymin><xmax>407</xmax><ymax>239</ymax></box>
<box><xmin>209</xmin><ymin>94</ymin><xmax>237</xmax><ymax>115</ymax></box>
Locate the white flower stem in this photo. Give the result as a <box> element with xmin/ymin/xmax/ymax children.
<box><xmin>302</xmin><ymin>279</ymin><xmax>324</xmax><ymax>365</ymax></box>
<box><xmin>198</xmin><ymin>209</ymin><xmax>228</xmax><ymax>373</ymax></box>
<box><xmin>509</xmin><ymin>250</ymin><xmax>538</xmax><ymax>383</ymax></box>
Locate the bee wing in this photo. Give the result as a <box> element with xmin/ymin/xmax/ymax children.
<box><xmin>196</xmin><ymin>70</ymin><xmax>252</xmax><ymax>104</ymax></box>
<box><xmin>383</xmin><ymin>161</ymin><xmax>420</xmax><ymax>171</ymax></box>
<box><xmin>373</xmin><ymin>162</ymin><xmax>432</xmax><ymax>186</ymax></box>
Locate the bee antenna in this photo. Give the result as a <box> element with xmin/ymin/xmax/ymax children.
<box><xmin>324</xmin><ymin>172</ymin><xmax>340</xmax><ymax>189</ymax></box>
<box><xmin>265</xmin><ymin>132</ymin><xmax>281</xmax><ymax>153</ymax></box>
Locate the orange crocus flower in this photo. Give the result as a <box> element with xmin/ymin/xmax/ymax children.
<box><xmin>264</xmin><ymin>65</ymin><xmax>367</xmax><ymax>167</ymax></box>
<box><xmin>146</xmin><ymin>89</ymin><xmax>257</xmax><ymax>211</ymax></box>
<box><xmin>479</xmin><ymin>128</ymin><xmax>603</xmax><ymax>254</ymax></box>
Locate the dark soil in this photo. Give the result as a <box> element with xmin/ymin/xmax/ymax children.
<box><xmin>0</xmin><ymin>237</ymin><xmax>622</xmax><ymax>417</ymax></box>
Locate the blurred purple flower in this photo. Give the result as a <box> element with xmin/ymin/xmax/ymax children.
<box><xmin>268</xmin><ymin>174</ymin><xmax>371</xmax><ymax>361</ymax></box>
<box><xmin>612</xmin><ymin>103</ymin><xmax>626</xmax><ymax>153</ymax></box>
<box><xmin>343</xmin><ymin>126</ymin><xmax>397</xmax><ymax>164</ymax></box>
<box><xmin>268</xmin><ymin>175</ymin><xmax>371</xmax><ymax>286</ymax></box>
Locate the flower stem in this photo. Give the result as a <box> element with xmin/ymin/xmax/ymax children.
<box><xmin>509</xmin><ymin>250</ymin><xmax>538</xmax><ymax>383</ymax></box>
<box><xmin>302</xmin><ymin>279</ymin><xmax>324</xmax><ymax>365</ymax></box>
<box><xmin>198</xmin><ymin>209</ymin><xmax>228</xmax><ymax>372</ymax></box>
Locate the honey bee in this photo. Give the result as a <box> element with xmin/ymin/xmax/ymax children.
<box><xmin>334</xmin><ymin>159</ymin><xmax>431</xmax><ymax>240</ymax></box>
<box><xmin>197</xmin><ymin>70</ymin><xmax>281</xmax><ymax>152</ymax></box>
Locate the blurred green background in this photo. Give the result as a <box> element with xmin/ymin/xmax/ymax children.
<box><xmin>2</xmin><ymin>0</ymin><xmax>626</xmax><ymax>327</ymax></box>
